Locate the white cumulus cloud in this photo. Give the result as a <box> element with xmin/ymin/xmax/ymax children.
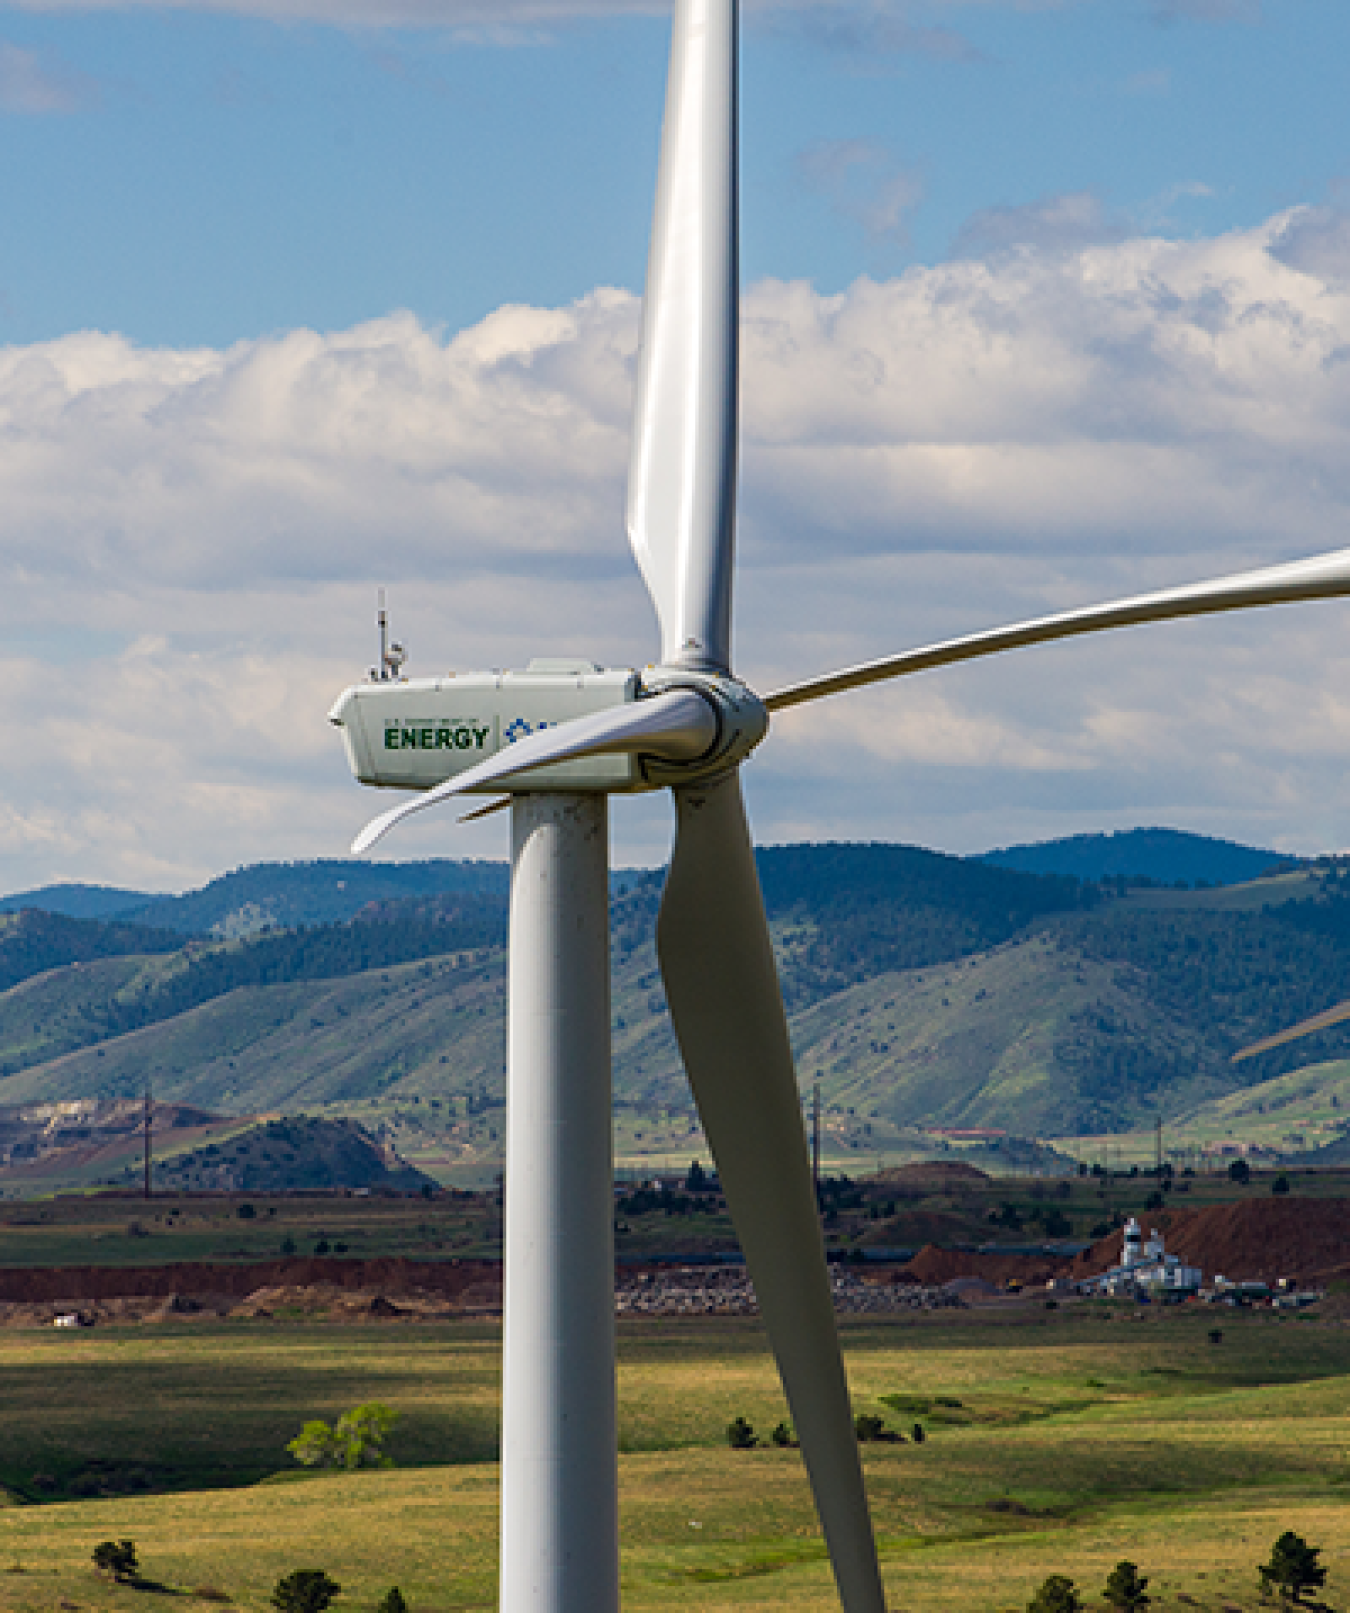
<box><xmin>6</xmin><ymin>206</ymin><xmax>1350</xmax><ymax>890</ymax></box>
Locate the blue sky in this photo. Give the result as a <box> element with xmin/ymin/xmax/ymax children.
<box><xmin>5</xmin><ymin>2</ymin><xmax>1347</xmax><ymax>347</ymax></box>
<box><xmin>3</xmin><ymin>0</ymin><xmax>1350</xmax><ymax>892</ymax></box>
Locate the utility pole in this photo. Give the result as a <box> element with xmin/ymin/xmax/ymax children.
<box><xmin>142</xmin><ymin>1084</ymin><xmax>153</xmax><ymax>1200</ymax></box>
<box><xmin>812</xmin><ymin>1082</ymin><xmax>821</xmax><ymax>1205</ymax></box>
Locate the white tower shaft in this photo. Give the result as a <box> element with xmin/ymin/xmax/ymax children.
<box><xmin>499</xmin><ymin>794</ymin><xmax>619</xmax><ymax>1613</ymax></box>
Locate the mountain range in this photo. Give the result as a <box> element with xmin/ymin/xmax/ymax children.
<box><xmin>0</xmin><ymin>827</ymin><xmax>1295</xmax><ymax>936</ymax></box>
<box><xmin>2</xmin><ymin>830</ymin><xmax>1349</xmax><ymax>1173</ymax></box>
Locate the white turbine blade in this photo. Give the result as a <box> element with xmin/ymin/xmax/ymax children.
<box><xmin>351</xmin><ymin>688</ymin><xmax>716</xmax><ymax>855</ymax></box>
<box><xmin>657</xmin><ymin>771</ymin><xmax>887</xmax><ymax>1613</ymax></box>
<box><xmin>765</xmin><ymin>545</ymin><xmax>1350</xmax><ymax>714</ymax></box>
<box><xmin>626</xmin><ymin>0</ymin><xmax>739</xmax><ymax>672</ymax></box>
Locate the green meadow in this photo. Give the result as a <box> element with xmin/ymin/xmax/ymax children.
<box><xmin>2</xmin><ymin>1304</ymin><xmax>1349</xmax><ymax>1612</ymax></box>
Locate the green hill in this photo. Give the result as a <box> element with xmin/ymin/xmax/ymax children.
<box><xmin>117</xmin><ymin>858</ymin><xmax>512</xmax><ymax>935</ymax></box>
<box><xmin>0</xmin><ymin>909</ymin><xmax>182</xmax><ymax>995</ymax></box>
<box><xmin>981</xmin><ymin>826</ymin><xmax>1296</xmax><ymax>888</ymax></box>
<box><xmin>153</xmin><ymin>1114</ymin><xmax>436</xmax><ymax>1194</ymax></box>
<box><xmin>0</xmin><ymin>883</ymin><xmax>160</xmax><ymax>920</ymax></box>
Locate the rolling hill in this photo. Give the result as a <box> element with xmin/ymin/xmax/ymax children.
<box><xmin>981</xmin><ymin>827</ymin><xmax>1297</xmax><ymax>888</ymax></box>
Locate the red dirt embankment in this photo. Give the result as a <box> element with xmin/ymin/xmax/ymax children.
<box><xmin>899</xmin><ymin>1197</ymin><xmax>1350</xmax><ymax>1288</ymax></box>
<box><xmin>0</xmin><ymin>1256</ymin><xmax>499</xmax><ymax>1306</ymax></box>
<box><xmin>899</xmin><ymin>1246</ymin><xmax>1069</xmax><ymax>1286</ymax></box>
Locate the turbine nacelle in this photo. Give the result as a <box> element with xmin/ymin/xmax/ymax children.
<box><xmin>330</xmin><ymin>658</ymin><xmax>768</xmax><ymax>804</ymax></box>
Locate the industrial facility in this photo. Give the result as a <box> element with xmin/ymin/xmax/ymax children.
<box><xmin>1079</xmin><ymin>1218</ymin><xmax>1204</xmax><ymax>1298</ymax></box>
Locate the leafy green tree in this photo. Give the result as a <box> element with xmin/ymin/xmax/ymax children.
<box><xmin>1272</xmin><ymin>1175</ymin><xmax>1291</xmax><ymax>1196</ymax></box>
<box><xmin>725</xmin><ymin>1416</ymin><xmax>757</xmax><ymax>1450</ymax></box>
<box><xmin>287</xmin><ymin>1403</ymin><xmax>400</xmax><ymax>1471</ymax></box>
<box><xmin>854</xmin><ymin>1412</ymin><xmax>887</xmax><ymax>1442</ymax></box>
<box><xmin>769</xmin><ymin>1422</ymin><xmax>796</xmax><ymax>1448</ymax></box>
<box><xmin>272</xmin><ymin>1571</ymin><xmax>341</xmax><ymax>1613</ymax></box>
<box><xmin>1259</xmin><ymin>1532</ymin><xmax>1326</xmax><ymax>1602</ymax></box>
<box><xmin>1229</xmin><ymin>1159</ymin><xmax>1251</xmax><ymax>1185</ymax></box>
<box><xmin>1028</xmin><ymin>1575</ymin><xmax>1082</xmax><ymax>1613</ymax></box>
<box><xmin>1102</xmin><ymin>1560</ymin><xmax>1150</xmax><ymax>1610</ymax></box>
<box><xmin>376</xmin><ymin>1589</ymin><xmax>407</xmax><ymax>1613</ymax></box>
<box><xmin>911</xmin><ymin>1423</ymin><xmax>926</xmax><ymax>1444</ymax></box>
<box><xmin>92</xmin><ymin>1541</ymin><xmax>138</xmax><ymax>1582</ymax></box>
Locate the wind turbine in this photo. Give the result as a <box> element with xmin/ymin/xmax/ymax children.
<box><xmin>330</xmin><ymin>3</ymin><xmax>1350</xmax><ymax>1609</ymax></box>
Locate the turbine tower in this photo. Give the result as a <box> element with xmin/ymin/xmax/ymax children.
<box><xmin>330</xmin><ymin>3</ymin><xmax>1350</xmax><ymax>1608</ymax></box>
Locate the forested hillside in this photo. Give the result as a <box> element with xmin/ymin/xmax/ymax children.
<box><xmin>2</xmin><ymin>843</ymin><xmax>1349</xmax><ymax>1143</ymax></box>
<box><xmin>982</xmin><ymin>827</ymin><xmax>1295</xmax><ymax>888</ymax></box>
<box><xmin>0</xmin><ymin>909</ymin><xmax>181</xmax><ymax>995</ymax></box>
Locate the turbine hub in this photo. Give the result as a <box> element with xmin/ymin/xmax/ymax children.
<box><xmin>637</xmin><ymin>668</ymin><xmax>769</xmax><ymax>787</ymax></box>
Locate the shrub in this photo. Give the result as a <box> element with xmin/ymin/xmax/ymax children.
<box><xmin>1103</xmin><ymin>1559</ymin><xmax>1150</xmax><ymax>1610</ymax></box>
<box><xmin>287</xmin><ymin>1403</ymin><xmax>400</xmax><ymax>1471</ymax></box>
<box><xmin>725</xmin><ymin>1416</ymin><xmax>757</xmax><ymax>1450</ymax></box>
<box><xmin>1208</xmin><ymin>1329</ymin><xmax>1223</xmax><ymax>1345</ymax></box>
<box><xmin>1258</xmin><ymin>1531</ymin><xmax>1326</xmax><ymax>1602</ymax></box>
<box><xmin>376</xmin><ymin>1590</ymin><xmax>407</xmax><ymax>1613</ymax></box>
<box><xmin>769</xmin><ymin>1422</ymin><xmax>797</xmax><ymax>1448</ymax></box>
<box><xmin>92</xmin><ymin>1541</ymin><xmax>139</xmax><ymax>1582</ymax></box>
<box><xmin>1228</xmin><ymin>1159</ymin><xmax>1251</xmax><ymax>1184</ymax></box>
<box><xmin>236</xmin><ymin>1203</ymin><xmax>256</xmax><ymax>1220</ymax></box>
<box><xmin>1272</xmin><ymin>1175</ymin><xmax>1291</xmax><ymax>1196</ymax></box>
<box><xmin>272</xmin><ymin>1571</ymin><xmax>341</xmax><ymax>1613</ymax></box>
<box><xmin>912</xmin><ymin>1423</ymin><xmax>925</xmax><ymax>1444</ymax></box>
<box><xmin>1027</xmin><ymin>1574</ymin><xmax>1081</xmax><ymax>1613</ymax></box>
<box><xmin>853</xmin><ymin>1412</ymin><xmax>903</xmax><ymax>1442</ymax></box>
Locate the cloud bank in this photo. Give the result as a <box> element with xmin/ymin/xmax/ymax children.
<box><xmin>5</xmin><ymin>205</ymin><xmax>1350</xmax><ymax>889</ymax></box>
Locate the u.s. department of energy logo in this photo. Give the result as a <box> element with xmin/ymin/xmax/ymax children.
<box><xmin>384</xmin><ymin>720</ymin><xmax>491</xmax><ymax>752</ymax></box>
<box><xmin>504</xmin><ymin>718</ymin><xmax>557</xmax><ymax>744</ymax></box>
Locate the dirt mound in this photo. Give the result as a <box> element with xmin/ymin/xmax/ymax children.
<box><xmin>876</xmin><ymin>1161</ymin><xmax>991</xmax><ymax>1187</ymax></box>
<box><xmin>1074</xmin><ymin>1196</ymin><xmax>1350</xmax><ymax>1284</ymax></box>
<box><xmin>899</xmin><ymin>1243</ymin><xmax>1071</xmax><ymax>1286</ymax></box>
<box><xmin>0</xmin><ymin>1256</ymin><xmax>499</xmax><ymax>1306</ymax></box>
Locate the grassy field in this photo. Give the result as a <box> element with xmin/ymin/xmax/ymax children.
<box><xmin>2</xmin><ymin>1302</ymin><xmax>1350</xmax><ymax>1611</ymax></box>
<box><xmin>4</xmin><ymin>1167</ymin><xmax>1349</xmax><ymax>1272</ymax></box>
<box><xmin>0</xmin><ymin>1195</ymin><xmax>506</xmax><ymax>1269</ymax></box>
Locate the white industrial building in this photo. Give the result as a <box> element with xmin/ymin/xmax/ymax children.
<box><xmin>1079</xmin><ymin>1217</ymin><xmax>1204</xmax><ymax>1298</ymax></box>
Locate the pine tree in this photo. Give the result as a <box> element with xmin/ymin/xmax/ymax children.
<box><xmin>92</xmin><ymin>1541</ymin><xmax>139</xmax><ymax>1583</ymax></box>
<box><xmin>1103</xmin><ymin>1560</ymin><xmax>1150</xmax><ymax>1611</ymax></box>
<box><xmin>1259</xmin><ymin>1532</ymin><xmax>1326</xmax><ymax>1602</ymax></box>
<box><xmin>271</xmin><ymin>1570</ymin><xmax>341</xmax><ymax>1613</ymax></box>
<box><xmin>1028</xmin><ymin>1574</ymin><xmax>1082</xmax><ymax>1613</ymax></box>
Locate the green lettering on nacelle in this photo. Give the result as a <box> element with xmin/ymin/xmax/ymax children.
<box><xmin>385</xmin><ymin>725</ymin><xmax>492</xmax><ymax>752</ymax></box>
